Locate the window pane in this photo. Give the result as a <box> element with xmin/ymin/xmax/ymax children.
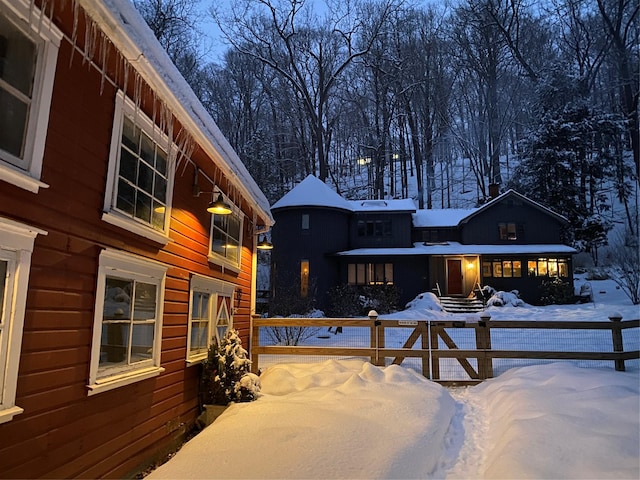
<box><xmin>348</xmin><ymin>264</ymin><xmax>356</xmax><ymax>284</ymax></box>
<box><xmin>503</xmin><ymin>261</ymin><xmax>512</xmax><ymax>277</ymax></box>
<box><xmin>538</xmin><ymin>260</ymin><xmax>548</xmax><ymax>276</ymax></box>
<box><xmin>507</xmin><ymin>223</ymin><xmax>517</xmax><ymax>240</ymax></box>
<box><xmin>548</xmin><ymin>259</ymin><xmax>558</xmax><ymax>277</ymax></box>
<box><xmin>356</xmin><ymin>264</ymin><xmax>365</xmax><ymax>285</ymax></box>
<box><xmin>133</xmin><ymin>283</ymin><xmax>156</xmax><ymax>320</ymax></box>
<box><xmin>559</xmin><ymin>261</ymin><xmax>568</xmax><ymax>277</ymax></box>
<box><xmin>357</xmin><ymin>221</ymin><xmax>365</xmax><ymax>236</ymax></box>
<box><xmin>483</xmin><ymin>262</ymin><xmax>492</xmax><ymax>277</ymax></box>
<box><xmin>119</xmin><ymin>147</ymin><xmax>137</xmax><ymax>183</ymax></box>
<box><xmin>528</xmin><ymin>261</ymin><xmax>537</xmax><ymax>276</ymax></box>
<box><xmin>513</xmin><ymin>261</ymin><xmax>522</xmax><ymax>277</ymax></box>
<box><xmin>104</xmin><ymin>277</ymin><xmax>132</xmax><ymax>319</ymax></box>
<box><xmin>100</xmin><ymin>323</ymin><xmax>129</xmax><ymax>366</ymax></box>
<box><xmin>137</xmin><ymin>161</ymin><xmax>154</xmax><ymax>194</ymax></box>
<box><xmin>0</xmin><ymin>260</ymin><xmax>7</xmax><ymax>325</ymax></box>
<box><xmin>0</xmin><ymin>16</ymin><xmax>36</xmax><ymax>96</ymax></box>
<box><xmin>228</xmin><ymin>216</ymin><xmax>240</xmax><ymax>241</ymax></box>
<box><xmin>0</xmin><ymin>88</ymin><xmax>29</xmax><ymax>158</ymax></box>
<box><xmin>152</xmin><ymin>202</ymin><xmax>165</xmax><ymax>229</ymax></box>
<box><xmin>493</xmin><ymin>261</ymin><xmax>502</xmax><ymax>277</ymax></box>
<box><xmin>302</xmin><ymin>214</ymin><xmax>310</xmax><ymax>230</ymax></box>
<box><xmin>154</xmin><ymin>174</ymin><xmax>167</xmax><ymax>202</ymax></box>
<box><xmin>498</xmin><ymin>223</ymin><xmax>507</xmax><ymax>240</ymax></box>
<box><xmin>121</xmin><ymin>117</ymin><xmax>139</xmax><ymax>152</ymax></box>
<box><xmin>140</xmin><ymin>131</ymin><xmax>155</xmax><ymax>164</ymax></box>
<box><xmin>135</xmin><ymin>190</ymin><xmax>152</xmax><ymax>223</ymax></box>
<box><xmin>130</xmin><ymin>323</ymin><xmax>154</xmax><ymax>363</ymax></box>
<box><xmin>155</xmin><ymin>147</ymin><xmax>167</xmax><ymax>175</ymax></box>
<box><xmin>116</xmin><ymin>179</ymin><xmax>135</xmax><ymax>215</ymax></box>
<box><xmin>190</xmin><ymin>321</ymin><xmax>208</xmax><ymax>353</ymax></box>
<box><xmin>211</xmin><ymin>228</ymin><xmax>225</xmax><ymax>256</ymax></box>
<box><xmin>385</xmin><ymin>263</ymin><xmax>393</xmax><ymax>284</ymax></box>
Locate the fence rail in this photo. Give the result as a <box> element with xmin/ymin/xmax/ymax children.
<box><xmin>250</xmin><ymin>314</ymin><xmax>640</xmax><ymax>385</ymax></box>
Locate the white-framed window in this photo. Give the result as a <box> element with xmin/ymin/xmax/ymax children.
<box><xmin>88</xmin><ymin>249</ymin><xmax>167</xmax><ymax>395</ymax></box>
<box><xmin>187</xmin><ymin>274</ymin><xmax>234</xmax><ymax>364</ymax></box>
<box><xmin>0</xmin><ymin>0</ymin><xmax>62</xmax><ymax>193</ymax></box>
<box><xmin>209</xmin><ymin>207</ymin><xmax>243</xmax><ymax>271</ymax></box>
<box><xmin>0</xmin><ymin>216</ymin><xmax>47</xmax><ymax>424</ymax></box>
<box><xmin>103</xmin><ymin>92</ymin><xmax>175</xmax><ymax>245</ymax></box>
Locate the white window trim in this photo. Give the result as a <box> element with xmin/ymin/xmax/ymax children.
<box><xmin>87</xmin><ymin>249</ymin><xmax>167</xmax><ymax>395</ymax></box>
<box><xmin>102</xmin><ymin>91</ymin><xmax>175</xmax><ymax>245</ymax></box>
<box><xmin>186</xmin><ymin>274</ymin><xmax>235</xmax><ymax>365</ymax></box>
<box><xmin>208</xmin><ymin>206</ymin><xmax>244</xmax><ymax>273</ymax></box>
<box><xmin>0</xmin><ymin>0</ymin><xmax>62</xmax><ymax>193</ymax></box>
<box><xmin>0</xmin><ymin>216</ymin><xmax>47</xmax><ymax>425</ymax></box>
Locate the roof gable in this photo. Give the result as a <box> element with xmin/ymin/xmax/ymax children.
<box><xmin>271</xmin><ymin>175</ymin><xmax>352</xmax><ymax>211</ymax></box>
<box><xmin>459</xmin><ymin>189</ymin><xmax>569</xmax><ymax>224</ymax></box>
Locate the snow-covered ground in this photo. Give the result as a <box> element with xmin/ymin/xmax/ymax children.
<box><xmin>148</xmin><ymin>278</ymin><xmax>639</xmax><ymax>479</ymax></box>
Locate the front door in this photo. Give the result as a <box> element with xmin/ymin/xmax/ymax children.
<box><xmin>447</xmin><ymin>259</ymin><xmax>463</xmax><ymax>295</ymax></box>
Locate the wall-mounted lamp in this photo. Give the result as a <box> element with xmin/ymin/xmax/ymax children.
<box><xmin>257</xmin><ymin>235</ymin><xmax>273</xmax><ymax>250</ymax></box>
<box><xmin>207</xmin><ymin>193</ymin><xmax>232</xmax><ymax>215</ymax></box>
<box><xmin>235</xmin><ymin>288</ymin><xmax>243</xmax><ymax>309</ymax></box>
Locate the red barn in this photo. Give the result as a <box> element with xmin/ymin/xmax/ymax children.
<box><xmin>0</xmin><ymin>0</ymin><xmax>272</xmax><ymax>477</ymax></box>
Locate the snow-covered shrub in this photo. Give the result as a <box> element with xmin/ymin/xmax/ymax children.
<box><xmin>486</xmin><ymin>289</ymin><xmax>525</xmax><ymax>307</ymax></box>
<box><xmin>200</xmin><ymin>329</ymin><xmax>260</xmax><ymax>406</ymax></box>
<box><xmin>404</xmin><ymin>292</ymin><xmax>443</xmax><ymax>311</ymax></box>
<box><xmin>326</xmin><ymin>284</ymin><xmax>400</xmax><ymax>317</ymax></box>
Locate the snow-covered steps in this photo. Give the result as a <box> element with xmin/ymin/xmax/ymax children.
<box><xmin>439</xmin><ymin>296</ymin><xmax>485</xmax><ymax>313</ymax></box>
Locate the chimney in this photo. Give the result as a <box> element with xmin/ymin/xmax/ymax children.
<box><xmin>488</xmin><ymin>183</ymin><xmax>500</xmax><ymax>199</ymax></box>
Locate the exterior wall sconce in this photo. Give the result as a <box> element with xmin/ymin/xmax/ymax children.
<box><xmin>257</xmin><ymin>235</ymin><xmax>273</xmax><ymax>250</ymax></box>
<box><xmin>207</xmin><ymin>193</ymin><xmax>232</xmax><ymax>215</ymax></box>
<box><xmin>235</xmin><ymin>288</ymin><xmax>243</xmax><ymax>310</ymax></box>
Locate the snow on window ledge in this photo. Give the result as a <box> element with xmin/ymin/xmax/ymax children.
<box><xmin>86</xmin><ymin>366</ymin><xmax>165</xmax><ymax>396</ymax></box>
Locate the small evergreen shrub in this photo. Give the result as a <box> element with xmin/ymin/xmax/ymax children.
<box><xmin>538</xmin><ymin>278</ymin><xmax>574</xmax><ymax>305</ymax></box>
<box><xmin>325</xmin><ymin>284</ymin><xmax>400</xmax><ymax>316</ymax></box>
<box><xmin>200</xmin><ymin>329</ymin><xmax>260</xmax><ymax>406</ymax></box>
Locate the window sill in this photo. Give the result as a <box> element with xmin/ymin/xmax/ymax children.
<box><xmin>0</xmin><ymin>405</ymin><xmax>24</xmax><ymax>425</ymax></box>
<box><xmin>186</xmin><ymin>356</ymin><xmax>206</xmax><ymax>366</ymax></box>
<box><xmin>0</xmin><ymin>162</ymin><xmax>49</xmax><ymax>193</ymax></box>
<box><xmin>208</xmin><ymin>254</ymin><xmax>241</xmax><ymax>274</ymax></box>
<box><xmin>102</xmin><ymin>211</ymin><xmax>170</xmax><ymax>245</ymax></box>
<box><xmin>87</xmin><ymin>366</ymin><xmax>165</xmax><ymax>396</ymax></box>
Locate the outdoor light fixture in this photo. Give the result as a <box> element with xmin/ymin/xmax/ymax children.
<box><xmin>257</xmin><ymin>235</ymin><xmax>273</xmax><ymax>250</ymax></box>
<box><xmin>207</xmin><ymin>192</ymin><xmax>232</xmax><ymax>215</ymax></box>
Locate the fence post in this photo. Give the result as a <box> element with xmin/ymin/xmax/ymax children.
<box><xmin>478</xmin><ymin>313</ymin><xmax>493</xmax><ymax>379</ymax></box>
<box><xmin>369</xmin><ymin>310</ymin><xmax>384</xmax><ymax>366</ymax></box>
<box><xmin>609</xmin><ymin>314</ymin><xmax>625</xmax><ymax>371</ymax></box>
<box><xmin>250</xmin><ymin>314</ymin><xmax>261</xmax><ymax>374</ymax></box>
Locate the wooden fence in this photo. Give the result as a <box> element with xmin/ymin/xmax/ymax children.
<box><xmin>250</xmin><ymin>314</ymin><xmax>640</xmax><ymax>385</ymax></box>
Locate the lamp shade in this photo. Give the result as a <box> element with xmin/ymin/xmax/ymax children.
<box><xmin>257</xmin><ymin>235</ymin><xmax>273</xmax><ymax>250</ymax></box>
<box><xmin>207</xmin><ymin>193</ymin><xmax>232</xmax><ymax>215</ymax></box>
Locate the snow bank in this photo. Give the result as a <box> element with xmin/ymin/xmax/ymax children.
<box><xmin>404</xmin><ymin>292</ymin><xmax>443</xmax><ymax>311</ymax></box>
<box><xmin>476</xmin><ymin>363</ymin><xmax>640</xmax><ymax>479</ymax></box>
<box><xmin>148</xmin><ymin>359</ymin><xmax>456</xmax><ymax>479</ymax></box>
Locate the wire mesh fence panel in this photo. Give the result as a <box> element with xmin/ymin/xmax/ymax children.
<box><xmin>490</xmin><ymin>327</ymin><xmax>613</xmax><ymax>352</ymax></box>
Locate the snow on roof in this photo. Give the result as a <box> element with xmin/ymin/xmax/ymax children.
<box><xmin>335</xmin><ymin>242</ymin><xmax>578</xmax><ymax>256</ymax></box>
<box><xmin>412</xmin><ymin>209</ymin><xmax>477</xmax><ymax>228</ymax></box>
<box><xmin>349</xmin><ymin>199</ymin><xmax>417</xmax><ymax>212</ymax></box>
<box><xmin>271</xmin><ymin>175</ymin><xmax>353</xmax><ymax>211</ymax></box>
<box><xmin>462</xmin><ymin>189</ymin><xmax>568</xmax><ymax>224</ymax></box>
<box><xmin>81</xmin><ymin>0</ymin><xmax>272</xmax><ymax>225</ymax></box>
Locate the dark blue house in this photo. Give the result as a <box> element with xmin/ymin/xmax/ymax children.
<box><xmin>270</xmin><ymin>175</ymin><xmax>576</xmax><ymax>311</ymax></box>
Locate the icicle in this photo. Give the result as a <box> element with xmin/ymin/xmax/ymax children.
<box><xmin>123</xmin><ymin>61</ymin><xmax>130</xmax><ymax>97</ymax></box>
<box><xmin>99</xmin><ymin>36</ymin><xmax>109</xmax><ymax>95</ymax></box>
<box><xmin>69</xmin><ymin>0</ymin><xmax>79</xmax><ymax>67</ymax></box>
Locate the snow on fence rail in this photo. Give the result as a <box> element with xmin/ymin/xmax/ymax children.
<box><xmin>250</xmin><ymin>314</ymin><xmax>640</xmax><ymax>384</ymax></box>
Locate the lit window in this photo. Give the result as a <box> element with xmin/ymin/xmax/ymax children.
<box><xmin>484</xmin><ymin>258</ymin><xmax>522</xmax><ymax>278</ymax></box>
<box><xmin>103</xmin><ymin>92</ymin><xmax>174</xmax><ymax>244</ymax></box>
<box><xmin>88</xmin><ymin>249</ymin><xmax>167</xmax><ymax>395</ymax></box>
<box><xmin>0</xmin><ymin>1</ymin><xmax>62</xmax><ymax>193</ymax></box>
<box><xmin>527</xmin><ymin>258</ymin><xmax>569</xmax><ymax>277</ymax></box>
<box><xmin>187</xmin><ymin>275</ymin><xmax>234</xmax><ymax>363</ymax></box>
<box><xmin>209</xmin><ymin>208</ymin><xmax>243</xmax><ymax>270</ymax></box>
<box><xmin>0</xmin><ymin>216</ymin><xmax>46</xmax><ymax>424</ymax></box>
<box><xmin>301</xmin><ymin>259</ymin><xmax>309</xmax><ymax>297</ymax></box>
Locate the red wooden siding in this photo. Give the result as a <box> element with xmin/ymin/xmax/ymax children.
<box><xmin>0</xmin><ymin>1</ymin><xmax>268</xmax><ymax>478</ymax></box>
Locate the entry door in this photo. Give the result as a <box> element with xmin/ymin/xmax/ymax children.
<box><xmin>446</xmin><ymin>259</ymin><xmax>463</xmax><ymax>295</ymax></box>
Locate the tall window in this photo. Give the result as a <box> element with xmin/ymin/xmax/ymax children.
<box><xmin>187</xmin><ymin>275</ymin><xmax>234</xmax><ymax>363</ymax></box>
<box><xmin>88</xmin><ymin>249</ymin><xmax>167</xmax><ymax>395</ymax></box>
<box><xmin>527</xmin><ymin>258</ymin><xmax>569</xmax><ymax>277</ymax></box>
<box><xmin>0</xmin><ymin>1</ymin><xmax>61</xmax><ymax>192</ymax></box>
<box><xmin>301</xmin><ymin>213</ymin><xmax>310</xmax><ymax>230</ymax></box>
<box><xmin>347</xmin><ymin>263</ymin><xmax>393</xmax><ymax>285</ymax></box>
<box><xmin>103</xmin><ymin>92</ymin><xmax>174</xmax><ymax>244</ymax></box>
<box><xmin>210</xmin><ymin>209</ymin><xmax>243</xmax><ymax>269</ymax></box>
<box><xmin>0</xmin><ymin>216</ymin><xmax>45</xmax><ymax>424</ymax></box>
<box><xmin>300</xmin><ymin>260</ymin><xmax>309</xmax><ymax>297</ymax></box>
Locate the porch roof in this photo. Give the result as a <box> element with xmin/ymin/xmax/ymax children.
<box><xmin>334</xmin><ymin>242</ymin><xmax>577</xmax><ymax>257</ymax></box>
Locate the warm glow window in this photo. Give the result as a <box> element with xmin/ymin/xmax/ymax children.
<box><xmin>300</xmin><ymin>260</ymin><xmax>310</xmax><ymax>297</ymax></box>
<box><xmin>210</xmin><ymin>210</ymin><xmax>242</xmax><ymax>268</ymax></box>
<box><xmin>527</xmin><ymin>258</ymin><xmax>569</xmax><ymax>277</ymax></box>
<box><xmin>347</xmin><ymin>263</ymin><xmax>393</xmax><ymax>285</ymax></box>
<box><xmin>483</xmin><ymin>259</ymin><xmax>522</xmax><ymax>278</ymax></box>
